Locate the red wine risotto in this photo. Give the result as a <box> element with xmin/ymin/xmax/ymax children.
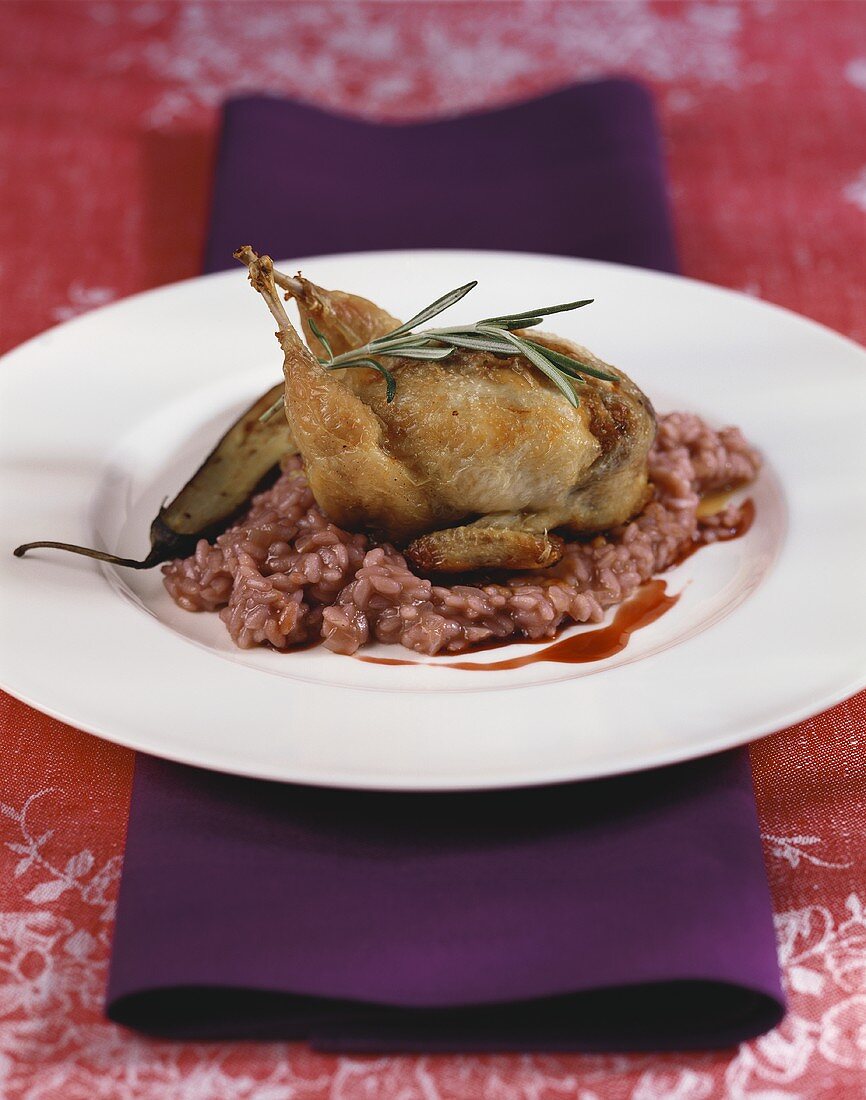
<box><xmin>162</xmin><ymin>412</ymin><xmax>760</xmax><ymax>656</ymax></box>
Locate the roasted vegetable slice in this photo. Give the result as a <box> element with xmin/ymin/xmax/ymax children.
<box><xmin>14</xmin><ymin>258</ymin><xmax>403</xmax><ymax>571</ymax></box>
<box><xmin>14</xmin><ymin>382</ymin><xmax>296</xmax><ymax>569</ymax></box>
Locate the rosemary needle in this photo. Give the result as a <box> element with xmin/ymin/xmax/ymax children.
<box><xmin>262</xmin><ymin>282</ymin><xmax>613</xmax><ymax>418</ymax></box>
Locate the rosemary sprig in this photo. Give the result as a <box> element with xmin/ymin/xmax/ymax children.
<box><xmin>262</xmin><ymin>282</ymin><xmax>613</xmax><ymax>419</ymax></box>
<box><xmin>307</xmin><ymin>317</ymin><xmax>333</xmax><ymax>360</ymax></box>
<box><xmin>480</xmin><ymin>298</ymin><xmax>594</xmax><ymax>325</ymax></box>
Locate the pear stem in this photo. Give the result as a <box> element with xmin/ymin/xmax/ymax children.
<box><xmin>13</xmin><ymin>540</ymin><xmax>154</xmax><ymax>569</ymax></box>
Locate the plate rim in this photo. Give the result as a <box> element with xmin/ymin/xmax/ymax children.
<box><xmin>2</xmin><ymin>247</ymin><xmax>865</xmax><ymax>790</ymax></box>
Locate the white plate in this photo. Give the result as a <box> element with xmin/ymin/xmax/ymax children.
<box><xmin>1</xmin><ymin>250</ymin><xmax>864</xmax><ymax>790</ymax></box>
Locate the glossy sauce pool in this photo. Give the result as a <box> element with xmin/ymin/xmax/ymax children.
<box><xmin>356</xmin><ymin>498</ymin><xmax>754</xmax><ymax>672</ymax></box>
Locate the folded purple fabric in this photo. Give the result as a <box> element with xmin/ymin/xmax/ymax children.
<box><xmin>203</xmin><ymin>81</ymin><xmax>678</xmax><ymax>273</ymax></box>
<box><xmin>107</xmin><ymin>80</ymin><xmax>784</xmax><ymax>1050</ymax></box>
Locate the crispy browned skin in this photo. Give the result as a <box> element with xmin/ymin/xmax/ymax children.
<box><xmin>237</xmin><ymin>249</ymin><xmax>656</xmax><ymax>572</ymax></box>
<box><xmin>408</xmin><ymin>525</ymin><xmax>565</xmax><ymax>572</ymax></box>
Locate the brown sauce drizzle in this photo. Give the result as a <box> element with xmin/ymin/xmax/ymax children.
<box><xmin>447</xmin><ymin>579</ymin><xmax>678</xmax><ymax>670</ymax></box>
<box><xmin>669</xmin><ymin>497</ymin><xmax>755</xmax><ymax>567</ymax></box>
<box><xmin>356</xmin><ymin>497</ymin><xmax>755</xmax><ymax>672</ymax></box>
<box><xmin>356</xmin><ymin>580</ymin><xmax>674</xmax><ymax>670</ymax></box>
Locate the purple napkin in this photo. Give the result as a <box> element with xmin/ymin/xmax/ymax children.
<box><xmin>107</xmin><ymin>80</ymin><xmax>784</xmax><ymax>1050</ymax></box>
<box><xmin>204</xmin><ymin>81</ymin><xmax>678</xmax><ymax>274</ymax></box>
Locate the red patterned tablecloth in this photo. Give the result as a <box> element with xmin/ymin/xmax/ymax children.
<box><xmin>1</xmin><ymin>3</ymin><xmax>865</xmax><ymax>1098</ymax></box>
